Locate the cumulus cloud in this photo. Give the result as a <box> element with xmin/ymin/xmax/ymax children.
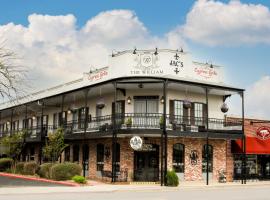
<box><xmin>245</xmin><ymin>76</ymin><xmax>270</xmax><ymax>119</ymax></box>
<box><xmin>0</xmin><ymin>10</ymin><xmax>186</xmax><ymax>92</ymax></box>
<box><xmin>181</xmin><ymin>0</ymin><xmax>270</xmax><ymax>46</ymax></box>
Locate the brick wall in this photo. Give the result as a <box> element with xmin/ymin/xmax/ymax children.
<box><xmin>62</xmin><ymin>137</ymin><xmax>231</xmax><ymax>182</ymax></box>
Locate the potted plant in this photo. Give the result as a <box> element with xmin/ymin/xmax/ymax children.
<box><xmin>159</xmin><ymin>116</ymin><xmax>164</xmax><ymax>129</ymax></box>
<box><xmin>125</xmin><ymin>117</ymin><xmax>132</xmax><ymax>129</ymax></box>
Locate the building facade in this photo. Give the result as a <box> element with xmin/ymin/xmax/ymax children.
<box><xmin>0</xmin><ymin>49</ymin><xmax>244</xmax><ymax>185</ymax></box>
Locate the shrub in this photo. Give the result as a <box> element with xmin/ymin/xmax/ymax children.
<box><xmin>51</xmin><ymin>162</ymin><xmax>82</xmax><ymax>181</ymax></box>
<box><xmin>23</xmin><ymin>162</ymin><xmax>39</xmax><ymax>175</ymax></box>
<box><xmin>38</xmin><ymin>163</ymin><xmax>54</xmax><ymax>179</ymax></box>
<box><xmin>72</xmin><ymin>175</ymin><xmax>87</xmax><ymax>184</ymax></box>
<box><xmin>166</xmin><ymin>170</ymin><xmax>179</xmax><ymax>187</ymax></box>
<box><xmin>0</xmin><ymin>158</ymin><xmax>13</xmax><ymax>172</ymax></box>
<box><xmin>15</xmin><ymin>162</ymin><xmax>25</xmax><ymax>174</ymax></box>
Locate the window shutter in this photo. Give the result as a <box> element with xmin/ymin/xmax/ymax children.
<box><xmin>203</xmin><ymin>104</ymin><xmax>208</xmax><ymax>127</ymax></box>
<box><xmin>169</xmin><ymin>100</ymin><xmax>175</xmax><ymax>124</ymax></box>
<box><xmin>190</xmin><ymin>103</ymin><xmax>195</xmax><ymax>125</ymax></box>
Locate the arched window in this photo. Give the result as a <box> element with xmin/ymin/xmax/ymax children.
<box><xmin>173</xmin><ymin>143</ymin><xmax>185</xmax><ymax>173</ymax></box>
<box><xmin>115</xmin><ymin>143</ymin><xmax>120</xmax><ymax>173</ymax></box>
<box><xmin>97</xmin><ymin>144</ymin><xmax>104</xmax><ymax>172</ymax></box>
<box><xmin>202</xmin><ymin>144</ymin><xmax>213</xmax><ymax>173</ymax></box>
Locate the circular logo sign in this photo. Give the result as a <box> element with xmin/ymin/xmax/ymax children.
<box><xmin>130</xmin><ymin>136</ymin><xmax>143</xmax><ymax>150</ymax></box>
<box><xmin>256</xmin><ymin>126</ymin><xmax>270</xmax><ymax>140</ymax></box>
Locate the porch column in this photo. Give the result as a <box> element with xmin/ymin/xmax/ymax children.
<box><xmin>205</xmin><ymin>88</ymin><xmax>209</xmax><ymax>185</ymax></box>
<box><xmin>40</xmin><ymin>100</ymin><xmax>44</xmax><ymax>165</ymax></box>
<box><xmin>60</xmin><ymin>95</ymin><xmax>65</xmax><ymax>127</ymax></box>
<box><xmin>240</xmin><ymin>91</ymin><xmax>246</xmax><ymax>184</ymax></box>
<box><xmin>10</xmin><ymin>109</ymin><xmax>14</xmax><ymax>135</ymax></box>
<box><xmin>83</xmin><ymin>88</ymin><xmax>90</xmax><ymax>177</ymax></box>
<box><xmin>163</xmin><ymin>79</ymin><xmax>168</xmax><ymax>186</ymax></box>
<box><xmin>112</xmin><ymin>81</ymin><xmax>117</xmax><ymax>182</ymax></box>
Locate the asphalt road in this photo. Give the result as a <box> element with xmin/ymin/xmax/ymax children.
<box><xmin>0</xmin><ymin>186</ymin><xmax>270</xmax><ymax>200</ymax></box>
<box><xmin>0</xmin><ymin>175</ymin><xmax>65</xmax><ymax>187</ymax></box>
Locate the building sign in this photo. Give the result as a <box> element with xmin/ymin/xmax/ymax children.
<box><xmin>82</xmin><ymin>49</ymin><xmax>225</xmax><ymax>87</ymax></box>
<box><xmin>130</xmin><ymin>136</ymin><xmax>143</xmax><ymax>150</ymax></box>
<box><xmin>194</xmin><ymin>66</ymin><xmax>218</xmax><ymax>79</ymax></box>
<box><xmin>138</xmin><ymin>144</ymin><xmax>157</xmax><ymax>152</ymax></box>
<box><xmin>256</xmin><ymin>126</ymin><xmax>270</xmax><ymax>140</ymax></box>
<box><xmin>190</xmin><ymin>150</ymin><xmax>198</xmax><ymax>165</ymax></box>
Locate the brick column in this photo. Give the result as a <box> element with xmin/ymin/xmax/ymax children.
<box><xmin>226</xmin><ymin>140</ymin><xmax>234</xmax><ymax>182</ymax></box>
<box><xmin>89</xmin><ymin>141</ymin><xmax>96</xmax><ymax>179</ymax></box>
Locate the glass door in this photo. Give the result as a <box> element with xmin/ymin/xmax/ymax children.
<box><xmin>134</xmin><ymin>96</ymin><xmax>158</xmax><ymax>128</ymax></box>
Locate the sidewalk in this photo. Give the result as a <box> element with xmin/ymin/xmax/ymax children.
<box><xmin>1</xmin><ymin>181</ymin><xmax>270</xmax><ymax>195</ymax></box>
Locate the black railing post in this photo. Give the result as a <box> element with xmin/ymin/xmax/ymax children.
<box><xmin>83</xmin><ymin>89</ymin><xmax>89</xmax><ymax>177</ymax></box>
<box><xmin>112</xmin><ymin>82</ymin><xmax>117</xmax><ymax>183</ymax></box>
<box><xmin>163</xmin><ymin>80</ymin><xmax>168</xmax><ymax>186</ymax></box>
<box><xmin>205</xmin><ymin>87</ymin><xmax>209</xmax><ymax>185</ymax></box>
<box><xmin>10</xmin><ymin>109</ymin><xmax>14</xmax><ymax>135</ymax></box>
<box><xmin>60</xmin><ymin>95</ymin><xmax>65</xmax><ymax>128</ymax></box>
<box><xmin>240</xmin><ymin>91</ymin><xmax>246</xmax><ymax>184</ymax></box>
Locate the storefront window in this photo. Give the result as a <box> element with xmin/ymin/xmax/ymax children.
<box><xmin>173</xmin><ymin>143</ymin><xmax>185</xmax><ymax>173</ymax></box>
<box><xmin>202</xmin><ymin>144</ymin><xmax>213</xmax><ymax>173</ymax></box>
<box><xmin>97</xmin><ymin>144</ymin><xmax>104</xmax><ymax>172</ymax></box>
<box><xmin>73</xmin><ymin>145</ymin><xmax>80</xmax><ymax>162</ymax></box>
<box><xmin>64</xmin><ymin>146</ymin><xmax>70</xmax><ymax>162</ymax></box>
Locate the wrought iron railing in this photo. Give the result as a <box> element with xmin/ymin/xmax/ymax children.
<box><xmin>0</xmin><ymin>114</ymin><xmax>242</xmax><ymax>138</ymax></box>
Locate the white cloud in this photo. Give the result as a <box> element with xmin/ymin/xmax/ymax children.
<box><xmin>0</xmin><ymin>10</ymin><xmax>186</xmax><ymax>92</ymax></box>
<box><xmin>181</xmin><ymin>0</ymin><xmax>270</xmax><ymax>46</ymax></box>
<box><xmin>245</xmin><ymin>76</ymin><xmax>270</xmax><ymax>119</ymax></box>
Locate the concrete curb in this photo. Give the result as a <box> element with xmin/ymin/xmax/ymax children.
<box><xmin>0</xmin><ymin>172</ymin><xmax>79</xmax><ymax>187</ymax></box>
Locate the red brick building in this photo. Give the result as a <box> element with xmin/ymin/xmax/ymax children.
<box><xmin>0</xmin><ymin>49</ymin><xmax>245</xmax><ymax>185</ymax></box>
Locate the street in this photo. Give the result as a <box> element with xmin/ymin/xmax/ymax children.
<box><xmin>0</xmin><ymin>185</ymin><xmax>270</xmax><ymax>200</ymax></box>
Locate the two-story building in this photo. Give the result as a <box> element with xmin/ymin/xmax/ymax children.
<box><xmin>0</xmin><ymin>49</ymin><xmax>245</xmax><ymax>185</ymax></box>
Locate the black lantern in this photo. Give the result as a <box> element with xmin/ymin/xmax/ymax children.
<box><xmin>96</xmin><ymin>97</ymin><xmax>105</xmax><ymax>109</ymax></box>
<box><xmin>221</xmin><ymin>103</ymin><xmax>229</xmax><ymax>113</ymax></box>
<box><xmin>183</xmin><ymin>99</ymin><xmax>192</xmax><ymax>109</ymax></box>
<box><xmin>127</xmin><ymin>96</ymin><xmax>132</xmax><ymax>104</ymax></box>
<box><xmin>160</xmin><ymin>96</ymin><xmax>164</xmax><ymax>104</ymax></box>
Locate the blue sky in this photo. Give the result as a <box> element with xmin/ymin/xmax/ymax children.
<box><xmin>0</xmin><ymin>0</ymin><xmax>270</xmax><ymax>118</ymax></box>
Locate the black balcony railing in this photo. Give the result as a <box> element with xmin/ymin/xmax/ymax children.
<box><xmin>0</xmin><ymin>113</ymin><xmax>243</xmax><ymax>139</ymax></box>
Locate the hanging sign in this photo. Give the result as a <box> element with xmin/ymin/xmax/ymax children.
<box><xmin>130</xmin><ymin>136</ymin><xmax>143</xmax><ymax>150</ymax></box>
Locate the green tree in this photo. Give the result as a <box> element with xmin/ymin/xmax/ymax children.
<box><xmin>0</xmin><ymin>130</ymin><xmax>28</xmax><ymax>161</ymax></box>
<box><xmin>43</xmin><ymin>128</ymin><xmax>68</xmax><ymax>162</ymax></box>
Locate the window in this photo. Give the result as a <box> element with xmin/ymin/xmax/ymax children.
<box><xmin>53</xmin><ymin>113</ymin><xmax>58</xmax><ymax>129</ymax></box>
<box><xmin>11</xmin><ymin>120</ymin><xmax>19</xmax><ymax>132</ymax></box>
<box><xmin>174</xmin><ymin>101</ymin><xmax>184</xmax><ymax>123</ymax></box>
<box><xmin>78</xmin><ymin>107</ymin><xmax>89</xmax><ymax>129</ymax></box>
<box><xmin>202</xmin><ymin>144</ymin><xmax>213</xmax><ymax>173</ymax></box>
<box><xmin>97</xmin><ymin>144</ymin><xmax>104</xmax><ymax>171</ymax></box>
<box><xmin>114</xmin><ymin>143</ymin><xmax>120</xmax><ymax>173</ymax></box>
<box><xmin>73</xmin><ymin>145</ymin><xmax>80</xmax><ymax>162</ymax></box>
<box><xmin>23</xmin><ymin>118</ymin><xmax>33</xmax><ymax>129</ymax></box>
<box><xmin>194</xmin><ymin>103</ymin><xmax>203</xmax><ymax>125</ymax></box>
<box><xmin>64</xmin><ymin>146</ymin><xmax>70</xmax><ymax>162</ymax></box>
<box><xmin>173</xmin><ymin>143</ymin><xmax>185</xmax><ymax>173</ymax></box>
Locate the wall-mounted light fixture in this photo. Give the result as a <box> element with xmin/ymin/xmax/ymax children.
<box><xmin>138</xmin><ymin>83</ymin><xmax>143</xmax><ymax>89</ymax></box>
<box><xmin>67</xmin><ymin>108</ymin><xmax>72</xmax><ymax>114</ymax></box>
<box><xmin>32</xmin><ymin>116</ymin><xmax>36</xmax><ymax>120</ymax></box>
<box><xmin>133</xmin><ymin>47</ymin><xmax>137</xmax><ymax>54</ymax></box>
<box><xmin>127</xmin><ymin>96</ymin><xmax>132</xmax><ymax>104</ymax></box>
<box><xmin>160</xmin><ymin>96</ymin><xmax>164</xmax><ymax>104</ymax></box>
<box><xmin>154</xmin><ymin>47</ymin><xmax>158</xmax><ymax>55</ymax></box>
<box><xmin>6</xmin><ymin>121</ymin><xmax>10</xmax><ymax>125</ymax></box>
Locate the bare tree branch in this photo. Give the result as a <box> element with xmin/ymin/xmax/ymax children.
<box><xmin>0</xmin><ymin>45</ymin><xmax>28</xmax><ymax>102</ymax></box>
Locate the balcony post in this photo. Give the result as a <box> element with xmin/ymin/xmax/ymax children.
<box><xmin>205</xmin><ymin>87</ymin><xmax>209</xmax><ymax>185</ymax></box>
<box><xmin>240</xmin><ymin>91</ymin><xmax>246</xmax><ymax>184</ymax></box>
<box><xmin>163</xmin><ymin>79</ymin><xmax>168</xmax><ymax>186</ymax></box>
<box><xmin>112</xmin><ymin>81</ymin><xmax>117</xmax><ymax>183</ymax></box>
<box><xmin>83</xmin><ymin>88</ymin><xmax>89</xmax><ymax>177</ymax></box>
<box><xmin>60</xmin><ymin>95</ymin><xmax>65</xmax><ymax>127</ymax></box>
<box><xmin>40</xmin><ymin>100</ymin><xmax>44</xmax><ymax>137</ymax></box>
<box><xmin>10</xmin><ymin>109</ymin><xmax>14</xmax><ymax>135</ymax></box>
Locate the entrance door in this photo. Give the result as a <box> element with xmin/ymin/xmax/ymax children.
<box><xmin>134</xmin><ymin>144</ymin><xmax>159</xmax><ymax>182</ymax></box>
